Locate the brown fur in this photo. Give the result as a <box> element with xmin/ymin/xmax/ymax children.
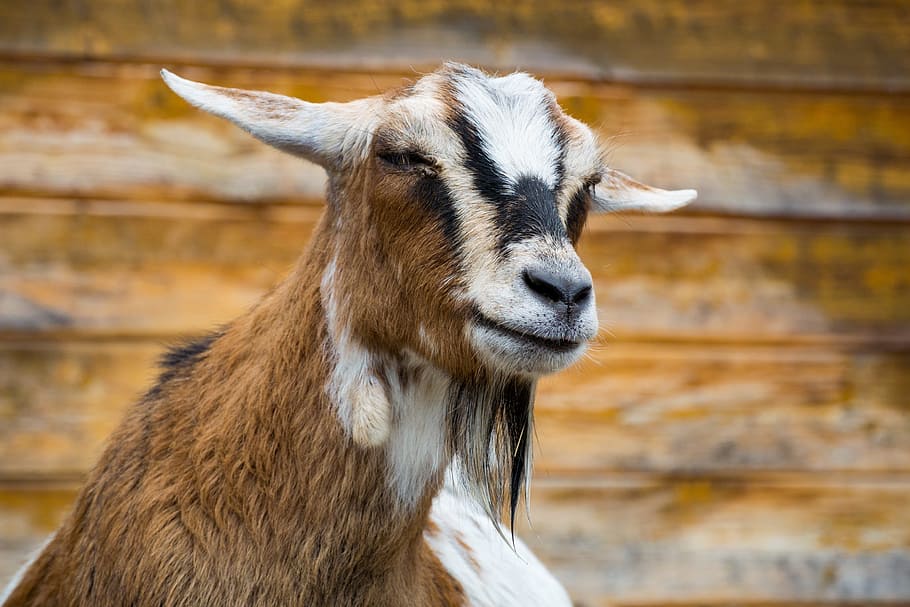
<box><xmin>335</xmin><ymin>157</ymin><xmax>476</xmax><ymax>378</ymax></box>
<box><xmin>4</xmin><ymin>148</ymin><xmax>468</xmax><ymax>605</ymax></box>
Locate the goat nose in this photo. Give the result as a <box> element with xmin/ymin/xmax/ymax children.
<box><xmin>523</xmin><ymin>267</ymin><xmax>592</xmax><ymax>307</ymax></box>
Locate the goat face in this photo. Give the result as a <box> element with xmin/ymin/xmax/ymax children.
<box><xmin>161</xmin><ymin>64</ymin><xmax>695</xmax><ymax>380</ymax></box>
<box><xmin>361</xmin><ymin>64</ymin><xmax>605</xmax><ymax>378</ymax></box>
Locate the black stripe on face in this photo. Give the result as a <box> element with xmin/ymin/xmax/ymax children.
<box><xmin>448</xmin><ymin>106</ymin><xmax>567</xmax><ymax>253</ymax></box>
<box><xmin>503</xmin><ymin>176</ymin><xmax>565</xmax><ymax>249</ymax></box>
<box><xmin>413</xmin><ymin>173</ymin><xmax>463</xmax><ymax>254</ymax></box>
<box><xmin>447</xmin><ymin>107</ymin><xmax>510</xmax><ymax>209</ymax></box>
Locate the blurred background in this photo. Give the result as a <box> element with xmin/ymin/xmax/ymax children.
<box><xmin>1</xmin><ymin>1</ymin><xmax>909</xmax><ymax>605</ymax></box>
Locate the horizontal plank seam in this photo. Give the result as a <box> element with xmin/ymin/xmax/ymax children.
<box><xmin>531</xmin><ymin>472</ymin><xmax>910</xmax><ymax>489</ymax></box>
<box><xmin>3</xmin><ymin>196</ymin><xmax>910</xmax><ymax>228</ymax></box>
<box><xmin>1</xmin><ymin>52</ymin><xmax>909</xmax><ymax>97</ymax></box>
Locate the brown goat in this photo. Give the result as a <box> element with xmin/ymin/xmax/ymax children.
<box><xmin>2</xmin><ymin>63</ymin><xmax>695</xmax><ymax>606</ymax></box>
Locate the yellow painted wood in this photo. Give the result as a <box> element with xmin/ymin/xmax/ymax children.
<box><xmin>0</xmin><ymin>199</ymin><xmax>319</xmax><ymax>336</ymax></box>
<box><xmin>0</xmin><ymin>342</ymin><xmax>160</xmax><ymax>476</ymax></box>
<box><xmin>613</xmin><ymin>604</ymin><xmax>894</xmax><ymax>607</ymax></box>
<box><xmin>535</xmin><ymin>346</ymin><xmax>910</xmax><ymax>475</ymax></box>
<box><xmin>1</xmin><ymin>0</ymin><xmax>908</xmax><ymax>90</ymax></box>
<box><xmin>2</xmin><ymin>62</ymin><xmax>910</xmax><ymax>218</ymax></box>
<box><xmin>614</xmin><ymin>604</ymin><xmax>897</xmax><ymax>607</ymax></box>
<box><xmin>518</xmin><ymin>481</ymin><xmax>910</xmax><ymax>604</ymax></box>
<box><xmin>580</xmin><ymin>215</ymin><xmax>910</xmax><ymax>342</ymax></box>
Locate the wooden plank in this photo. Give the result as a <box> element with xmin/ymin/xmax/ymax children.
<box><xmin>1</xmin><ymin>481</ymin><xmax>908</xmax><ymax>603</ymax></box>
<box><xmin>617</xmin><ymin>604</ymin><xmax>908</xmax><ymax>607</ymax></box>
<box><xmin>518</xmin><ymin>480</ymin><xmax>910</xmax><ymax>605</ymax></box>
<box><xmin>580</xmin><ymin>215</ymin><xmax>910</xmax><ymax>342</ymax></box>
<box><xmin>566</xmin><ymin>86</ymin><xmax>910</xmax><ymax>220</ymax></box>
<box><xmin>2</xmin><ymin>62</ymin><xmax>910</xmax><ymax>219</ymax></box>
<box><xmin>1</xmin><ymin>200</ymin><xmax>908</xmax><ymax>341</ymax></box>
<box><xmin>0</xmin><ymin>199</ymin><xmax>320</xmax><ymax>335</ymax></box>
<box><xmin>0</xmin><ymin>342</ymin><xmax>160</xmax><ymax>476</ymax></box>
<box><xmin>3</xmin><ymin>266</ymin><xmax>284</xmax><ymax>335</ymax></box>
<box><xmin>616</xmin><ymin>604</ymin><xmax>909</xmax><ymax>607</ymax></box>
<box><xmin>534</xmin><ymin>346</ymin><xmax>910</xmax><ymax>475</ymax></box>
<box><xmin>0</xmin><ymin>63</ymin><xmax>346</xmax><ymax>204</ymax></box>
<box><xmin>1</xmin><ymin>0</ymin><xmax>909</xmax><ymax>90</ymax></box>
<box><xmin>0</xmin><ymin>485</ymin><xmax>75</xmax><ymax>545</ymax></box>
<box><xmin>2</xmin><ymin>341</ymin><xmax>908</xmax><ymax>477</ymax></box>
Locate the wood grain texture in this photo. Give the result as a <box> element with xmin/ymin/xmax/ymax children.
<box><xmin>616</xmin><ymin>604</ymin><xmax>910</xmax><ymax>607</ymax></box>
<box><xmin>614</xmin><ymin>604</ymin><xmax>910</xmax><ymax>607</ymax></box>
<box><xmin>0</xmin><ymin>199</ymin><xmax>320</xmax><ymax>335</ymax></box>
<box><xmin>0</xmin><ymin>342</ymin><xmax>159</xmax><ymax>477</ymax></box>
<box><xmin>519</xmin><ymin>481</ymin><xmax>910</xmax><ymax>605</ymax></box>
<box><xmin>2</xmin><ymin>341</ymin><xmax>909</xmax><ymax>478</ymax></box>
<box><xmin>2</xmin><ymin>199</ymin><xmax>908</xmax><ymax>341</ymax></box>
<box><xmin>3</xmin><ymin>62</ymin><xmax>910</xmax><ymax>218</ymax></box>
<box><xmin>1</xmin><ymin>0</ymin><xmax>909</xmax><ymax>90</ymax></box>
<box><xmin>580</xmin><ymin>216</ymin><xmax>910</xmax><ymax>342</ymax></box>
<box><xmin>535</xmin><ymin>346</ymin><xmax>910</xmax><ymax>475</ymax></box>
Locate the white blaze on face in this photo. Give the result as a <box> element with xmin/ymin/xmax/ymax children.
<box><xmin>453</xmin><ymin>70</ymin><xmax>564</xmax><ymax>190</ymax></box>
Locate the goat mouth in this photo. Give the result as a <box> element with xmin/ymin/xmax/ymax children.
<box><xmin>475</xmin><ymin>315</ymin><xmax>583</xmax><ymax>353</ymax></box>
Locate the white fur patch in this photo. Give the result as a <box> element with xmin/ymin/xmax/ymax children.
<box><xmin>557</xmin><ymin>115</ymin><xmax>606</xmax><ymax>218</ymax></box>
<box><xmin>349</xmin><ymin>369</ymin><xmax>393</xmax><ymax>447</ymax></box>
<box><xmin>322</xmin><ymin>258</ymin><xmax>392</xmax><ymax>447</ymax></box>
<box><xmin>322</xmin><ymin>254</ymin><xmax>449</xmax><ymax>507</ymax></box>
<box><xmin>426</xmin><ymin>476</ymin><xmax>572</xmax><ymax>606</ymax></box>
<box><xmin>453</xmin><ymin>70</ymin><xmax>562</xmax><ymax>189</ymax></box>
<box><xmin>384</xmin><ymin>354</ymin><xmax>450</xmax><ymax>509</ymax></box>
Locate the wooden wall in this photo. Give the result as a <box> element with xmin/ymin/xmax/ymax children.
<box><xmin>1</xmin><ymin>2</ymin><xmax>909</xmax><ymax>605</ymax></box>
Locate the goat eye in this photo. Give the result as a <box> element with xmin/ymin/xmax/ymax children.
<box><xmin>378</xmin><ymin>150</ymin><xmax>436</xmax><ymax>175</ymax></box>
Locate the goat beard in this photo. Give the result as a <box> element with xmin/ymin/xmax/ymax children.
<box><xmin>446</xmin><ymin>375</ymin><xmax>535</xmax><ymax>538</ymax></box>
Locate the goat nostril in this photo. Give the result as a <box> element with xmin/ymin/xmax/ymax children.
<box><xmin>573</xmin><ymin>284</ymin><xmax>592</xmax><ymax>305</ymax></box>
<box><xmin>523</xmin><ymin>268</ymin><xmax>592</xmax><ymax>307</ymax></box>
<box><xmin>523</xmin><ymin>269</ymin><xmax>565</xmax><ymax>303</ymax></box>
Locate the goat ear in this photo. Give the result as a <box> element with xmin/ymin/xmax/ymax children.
<box><xmin>592</xmin><ymin>168</ymin><xmax>697</xmax><ymax>213</ymax></box>
<box><xmin>160</xmin><ymin>69</ymin><xmax>364</xmax><ymax>171</ymax></box>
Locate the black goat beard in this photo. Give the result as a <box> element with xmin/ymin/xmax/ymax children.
<box><xmin>445</xmin><ymin>374</ymin><xmax>535</xmax><ymax>537</ymax></box>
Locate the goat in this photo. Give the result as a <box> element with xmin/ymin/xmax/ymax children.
<box><xmin>2</xmin><ymin>62</ymin><xmax>695</xmax><ymax>606</ymax></box>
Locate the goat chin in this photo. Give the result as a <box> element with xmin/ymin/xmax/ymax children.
<box><xmin>469</xmin><ymin>320</ymin><xmax>591</xmax><ymax>377</ymax></box>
